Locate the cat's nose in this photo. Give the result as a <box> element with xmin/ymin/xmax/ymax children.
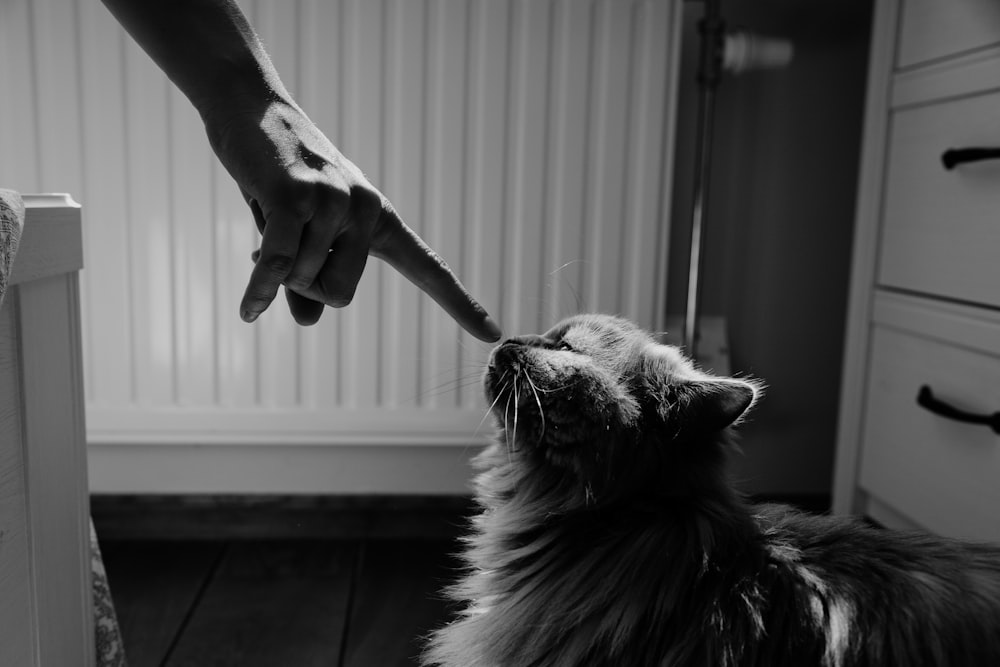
<box><xmin>490</xmin><ymin>334</ymin><xmax>548</xmax><ymax>369</ymax></box>
<box><xmin>490</xmin><ymin>341</ymin><xmax>521</xmax><ymax>369</ymax></box>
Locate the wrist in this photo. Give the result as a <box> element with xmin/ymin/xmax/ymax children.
<box><xmin>191</xmin><ymin>49</ymin><xmax>289</xmax><ymax>119</ymax></box>
<box><xmin>197</xmin><ymin>66</ymin><xmax>302</xmax><ymax>151</ymax></box>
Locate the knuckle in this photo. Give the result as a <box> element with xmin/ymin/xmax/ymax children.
<box><xmin>320</xmin><ymin>277</ymin><xmax>358</xmax><ymax>309</ymax></box>
<box><xmin>368</xmin><ymin>199</ymin><xmax>402</xmax><ymax>252</ymax></box>
<box><xmin>269</xmin><ymin>178</ymin><xmax>318</xmax><ymax>221</ymax></box>
<box><xmin>321</xmin><ymin>186</ymin><xmax>352</xmax><ymax>218</ymax></box>
<box><xmin>350</xmin><ymin>187</ymin><xmax>382</xmax><ymax>222</ymax></box>
<box><xmin>330</xmin><ymin>296</ymin><xmax>353</xmax><ymax>309</ymax></box>
<box><xmin>259</xmin><ymin>252</ymin><xmax>297</xmax><ymax>277</ymax></box>
<box><xmin>288</xmin><ymin>183</ymin><xmax>319</xmax><ymax>220</ymax></box>
<box><xmin>284</xmin><ymin>272</ymin><xmax>314</xmax><ymax>291</ymax></box>
<box><xmin>328</xmin><ymin>290</ymin><xmax>355</xmax><ymax>308</ymax></box>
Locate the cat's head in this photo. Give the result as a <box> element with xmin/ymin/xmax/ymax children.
<box><xmin>482</xmin><ymin>314</ymin><xmax>761</xmax><ymax>505</ymax></box>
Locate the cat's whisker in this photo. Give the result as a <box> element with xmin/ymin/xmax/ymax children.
<box><xmin>546</xmin><ymin>260</ymin><xmax>589</xmax><ymax>313</ymax></box>
<box><xmin>402</xmin><ymin>368</ymin><xmax>487</xmax><ymax>404</ymax></box>
<box><xmin>422</xmin><ymin>364</ymin><xmax>487</xmax><ymax>382</ymax></box>
<box><xmin>534</xmin><ymin>380</ymin><xmax>581</xmax><ymax>394</ymax></box>
<box><xmin>524</xmin><ymin>371</ymin><xmax>546</xmax><ymax>447</ymax></box>
<box><xmin>503</xmin><ymin>387</ymin><xmax>514</xmax><ymax>463</ymax></box>
<box><xmin>415</xmin><ymin>377</ymin><xmax>487</xmax><ymax>402</ymax></box>
<box><xmin>568</xmin><ymin>282</ymin><xmax>584</xmax><ymax>314</ymax></box>
<box><xmin>511</xmin><ymin>371</ymin><xmax>520</xmax><ymax>454</ymax></box>
<box><xmin>476</xmin><ymin>375</ymin><xmax>510</xmax><ymax>438</ymax></box>
<box><xmin>425</xmin><ymin>367</ymin><xmax>488</xmax><ymax>382</ymax></box>
<box><xmin>547</xmin><ymin>259</ymin><xmax>584</xmax><ymax>276</ymax></box>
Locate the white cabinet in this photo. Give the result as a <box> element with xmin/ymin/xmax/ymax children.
<box><xmin>0</xmin><ymin>194</ymin><xmax>94</xmax><ymax>666</ymax></box>
<box><xmin>834</xmin><ymin>0</ymin><xmax>1000</xmax><ymax>539</ymax></box>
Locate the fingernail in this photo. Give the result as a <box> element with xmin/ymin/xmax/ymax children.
<box><xmin>483</xmin><ymin>316</ymin><xmax>502</xmax><ymax>342</ymax></box>
<box><xmin>241</xmin><ymin>308</ymin><xmax>258</xmax><ymax>323</ymax></box>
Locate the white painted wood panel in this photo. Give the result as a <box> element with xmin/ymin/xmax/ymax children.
<box><xmin>0</xmin><ymin>196</ymin><xmax>93</xmax><ymax>665</ymax></box>
<box><xmin>879</xmin><ymin>91</ymin><xmax>1000</xmax><ymax>309</ymax></box>
<box><xmin>860</xmin><ymin>294</ymin><xmax>1000</xmax><ymax>541</ymax></box>
<box><xmin>18</xmin><ymin>272</ymin><xmax>93</xmax><ymax>667</ymax></box>
<box><xmin>897</xmin><ymin>0</ymin><xmax>1000</xmax><ymax>69</ymax></box>
<box><xmin>0</xmin><ymin>295</ymin><xmax>37</xmax><ymax>667</ymax></box>
<box><xmin>88</xmin><ymin>444</ymin><xmax>480</xmax><ymax>495</ymax></box>
<box><xmin>0</xmin><ymin>0</ymin><xmax>681</xmax><ymax>493</ymax></box>
<box><xmin>892</xmin><ymin>45</ymin><xmax>1000</xmax><ymax>109</ymax></box>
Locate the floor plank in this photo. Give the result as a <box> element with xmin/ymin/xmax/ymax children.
<box><xmin>163</xmin><ymin>540</ymin><xmax>356</xmax><ymax>667</ymax></box>
<box><xmin>341</xmin><ymin>540</ymin><xmax>460</xmax><ymax>667</ymax></box>
<box><xmin>100</xmin><ymin>540</ymin><xmax>225</xmax><ymax>667</ymax></box>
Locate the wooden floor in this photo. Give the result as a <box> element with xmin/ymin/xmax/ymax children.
<box><xmin>94</xmin><ymin>496</ymin><xmax>473</xmax><ymax>667</ymax></box>
<box><xmin>101</xmin><ymin>538</ymin><xmax>458</xmax><ymax>667</ymax></box>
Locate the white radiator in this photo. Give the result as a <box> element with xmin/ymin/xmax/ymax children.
<box><xmin>0</xmin><ymin>0</ymin><xmax>681</xmax><ymax>493</ymax></box>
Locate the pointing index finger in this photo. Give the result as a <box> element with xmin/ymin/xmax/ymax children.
<box><xmin>371</xmin><ymin>208</ymin><xmax>501</xmax><ymax>342</ymax></box>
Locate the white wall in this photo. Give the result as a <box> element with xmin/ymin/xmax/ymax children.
<box><xmin>0</xmin><ymin>0</ymin><xmax>682</xmax><ymax>493</ymax></box>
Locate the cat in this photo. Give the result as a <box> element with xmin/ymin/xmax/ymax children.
<box><xmin>422</xmin><ymin>313</ymin><xmax>1000</xmax><ymax>667</ymax></box>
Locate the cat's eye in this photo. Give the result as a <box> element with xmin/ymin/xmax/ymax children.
<box><xmin>556</xmin><ymin>341</ymin><xmax>574</xmax><ymax>352</ymax></box>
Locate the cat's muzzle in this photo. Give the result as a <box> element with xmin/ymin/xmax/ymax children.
<box><xmin>488</xmin><ymin>334</ymin><xmax>554</xmax><ymax>371</ymax></box>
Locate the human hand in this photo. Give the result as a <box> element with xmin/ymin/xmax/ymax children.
<box><xmin>205</xmin><ymin>97</ymin><xmax>501</xmax><ymax>342</ymax></box>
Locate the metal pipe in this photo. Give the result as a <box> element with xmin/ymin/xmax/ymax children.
<box><xmin>684</xmin><ymin>0</ymin><xmax>724</xmax><ymax>356</ymax></box>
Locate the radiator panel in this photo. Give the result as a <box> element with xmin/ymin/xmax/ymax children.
<box><xmin>0</xmin><ymin>0</ymin><xmax>681</xmax><ymax>457</ymax></box>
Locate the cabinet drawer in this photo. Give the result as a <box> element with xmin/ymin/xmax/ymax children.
<box><xmin>878</xmin><ymin>91</ymin><xmax>1000</xmax><ymax>308</ymax></box>
<box><xmin>859</xmin><ymin>302</ymin><xmax>1000</xmax><ymax>541</ymax></box>
<box><xmin>898</xmin><ymin>0</ymin><xmax>1000</xmax><ymax>69</ymax></box>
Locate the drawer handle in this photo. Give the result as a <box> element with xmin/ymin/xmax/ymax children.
<box><xmin>916</xmin><ymin>385</ymin><xmax>1000</xmax><ymax>435</ymax></box>
<box><xmin>941</xmin><ymin>147</ymin><xmax>1000</xmax><ymax>170</ymax></box>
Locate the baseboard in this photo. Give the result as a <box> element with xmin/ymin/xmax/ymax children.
<box><xmin>89</xmin><ymin>443</ymin><xmax>835</xmax><ymax>496</ymax></box>
<box><xmin>88</xmin><ymin>443</ymin><xmax>484</xmax><ymax>495</ymax></box>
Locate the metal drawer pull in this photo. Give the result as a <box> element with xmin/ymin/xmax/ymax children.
<box><xmin>916</xmin><ymin>385</ymin><xmax>1000</xmax><ymax>435</ymax></box>
<box><xmin>941</xmin><ymin>147</ymin><xmax>1000</xmax><ymax>170</ymax></box>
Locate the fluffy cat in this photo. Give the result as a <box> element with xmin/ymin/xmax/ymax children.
<box><xmin>423</xmin><ymin>314</ymin><xmax>1000</xmax><ymax>667</ymax></box>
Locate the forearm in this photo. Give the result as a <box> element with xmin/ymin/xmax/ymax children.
<box><xmin>101</xmin><ymin>0</ymin><xmax>293</xmax><ymax>121</ymax></box>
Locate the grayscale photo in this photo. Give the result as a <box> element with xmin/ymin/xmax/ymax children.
<box><xmin>2</xmin><ymin>0</ymin><xmax>998</xmax><ymax>665</ymax></box>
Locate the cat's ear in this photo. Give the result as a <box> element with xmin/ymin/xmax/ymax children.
<box><xmin>679</xmin><ymin>378</ymin><xmax>759</xmax><ymax>432</ymax></box>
